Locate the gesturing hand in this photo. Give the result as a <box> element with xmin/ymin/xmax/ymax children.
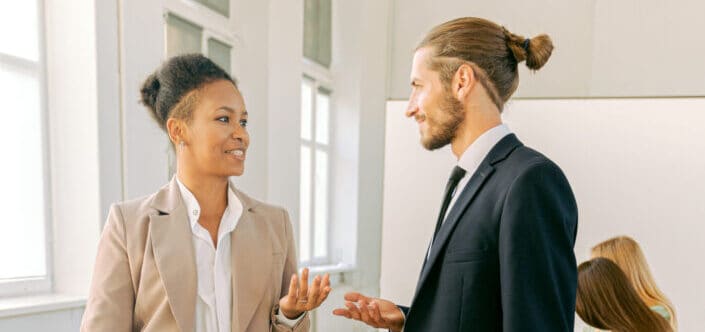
<box><xmin>332</xmin><ymin>292</ymin><xmax>405</xmax><ymax>332</ymax></box>
<box><xmin>279</xmin><ymin>268</ymin><xmax>332</xmax><ymax>319</ymax></box>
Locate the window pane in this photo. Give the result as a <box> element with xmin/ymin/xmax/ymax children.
<box><xmin>303</xmin><ymin>0</ymin><xmax>331</xmax><ymax>67</ymax></box>
<box><xmin>299</xmin><ymin>145</ymin><xmax>312</xmax><ymax>262</ymax></box>
<box><xmin>314</xmin><ymin>149</ymin><xmax>328</xmax><ymax>258</ymax></box>
<box><xmin>207</xmin><ymin>38</ymin><xmax>231</xmax><ymax>74</ymax></box>
<box><xmin>0</xmin><ymin>66</ymin><xmax>46</xmax><ymax>279</ymax></box>
<box><xmin>166</xmin><ymin>14</ymin><xmax>203</xmax><ymax>57</ymax></box>
<box><xmin>195</xmin><ymin>0</ymin><xmax>229</xmax><ymax>17</ymax></box>
<box><xmin>315</xmin><ymin>90</ymin><xmax>330</xmax><ymax>145</ymax></box>
<box><xmin>301</xmin><ymin>80</ymin><xmax>313</xmax><ymax>141</ymax></box>
<box><xmin>0</xmin><ymin>1</ymin><xmax>39</xmax><ymax>61</ymax></box>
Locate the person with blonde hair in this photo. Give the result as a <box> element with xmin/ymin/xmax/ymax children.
<box><xmin>576</xmin><ymin>258</ymin><xmax>672</xmax><ymax>332</ymax></box>
<box><xmin>591</xmin><ymin>236</ymin><xmax>677</xmax><ymax>329</ymax></box>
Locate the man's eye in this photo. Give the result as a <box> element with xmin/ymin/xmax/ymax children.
<box><xmin>240</xmin><ymin>119</ymin><xmax>248</xmax><ymax>128</ymax></box>
<box><xmin>217</xmin><ymin>116</ymin><xmax>230</xmax><ymax>123</ymax></box>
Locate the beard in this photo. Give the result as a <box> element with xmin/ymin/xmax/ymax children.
<box><xmin>420</xmin><ymin>91</ymin><xmax>465</xmax><ymax>150</ymax></box>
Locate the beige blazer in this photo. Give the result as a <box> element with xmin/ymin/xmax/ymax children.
<box><xmin>81</xmin><ymin>178</ymin><xmax>310</xmax><ymax>332</ymax></box>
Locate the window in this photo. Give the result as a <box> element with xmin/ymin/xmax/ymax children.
<box><xmin>300</xmin><ymin>0</ymin><xmax>333</xmax><ymax>265</ymax></box>
<box><xmin>303</xmin><ymin>0</ymin><xmax>331</xmax><ymax>68</ymax></box>
<box><xmin>164</xmin><ymin>13</ymin><xmax>232</xmax><ymax>73</ymax></box>
<box><xmin>299</xmin><ymin>79</ymin><xmax>332</xmax><ymax>265</ymax></box>
<box><xmin>0</xmin><ymin>0</ymin><xmax>51</xmax><ymax>296</ymax></box>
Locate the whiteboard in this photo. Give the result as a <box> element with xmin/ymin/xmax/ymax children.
<box><xmin>380</xmin><ymin>98</ymin><xmax>705</xmax><ymax>330</ymax></box>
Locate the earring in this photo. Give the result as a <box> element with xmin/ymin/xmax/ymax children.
<box><xmin>179</xmin><ymin>141</ymin><xmax>185</xmax><ymax>151</ymax></box>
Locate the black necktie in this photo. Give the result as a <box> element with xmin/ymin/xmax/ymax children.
<box><xmin>431</xmin><ymin>166</ymin><xmax>467</xmax><ymax>244</ymax></box>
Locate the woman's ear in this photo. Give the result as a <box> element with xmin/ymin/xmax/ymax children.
<box><xmin>166</xmin><ymin>117</ymin><xmax>185</xmax><ymax>146</ymax></box>
<box><xmin>453</xmin><ymin>63</ymin><xmax>477</xmax><ymax>100</ymax></box>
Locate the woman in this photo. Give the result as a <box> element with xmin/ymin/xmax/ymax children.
<box><xmin>576</xmin><ymin>258</ymin><xmax>672</xmax><ymax>332</ymax></box>
<box><xmin>592</xmin><ymin>236</ymin><xmax>677</xmax><ymax>329</ymax></box>
<box><xmin>81</xmin><ymin>54</ymin><xmax>330</xmax><ymax>331</ymax></box>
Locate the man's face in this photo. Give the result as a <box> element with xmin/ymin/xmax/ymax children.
<box><xmin>405</xmin><ymin>47</ymin><xmax>465</xmax><ymax>151</ymax></box>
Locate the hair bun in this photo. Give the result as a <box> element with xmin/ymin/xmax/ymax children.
<box><xmin>524</xmin><ymin>34</ymin><xmax>553</xmax><ymax>70</ymax></box>
<box><xmin>140</xmin><ymin>72</ymin><xmax>161</xmax><ymax>119</ymax></box>
<box><xmin>503</xmin><ymin>27</ymin><xmax>554</xmax><ymax>71</ymax></box>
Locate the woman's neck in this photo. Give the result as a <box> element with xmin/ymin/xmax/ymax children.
<box><xmin>176</xmin><ymin>168</ymin><xmax>229</xmax><ymax>218</ymax></box>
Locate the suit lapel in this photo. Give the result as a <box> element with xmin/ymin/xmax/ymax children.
<box><xmin>149</xmin><ymin>178</ymin><xmax>197</xmax><ymax>332</ymax></box>
<box><xmin>412</xmin><ymin>164</ymin><xmax>495</xmax><ymax>298</ymax></box>
<box><xmin>231</xmin><ymin>188</ymin><xmax>274</xmax><ymax>332</ymax></box>
<box><xmin>409</xmin><ymin>134</ymin><xmax>523</xmax><ymax>311</ymax></box>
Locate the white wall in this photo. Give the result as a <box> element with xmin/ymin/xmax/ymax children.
<box><xmin>387</xmin><ymin>0</ymin><xmax>705</xmax><ymax>99</ymax></box>
<box><xmin>381</xmin><ymin>98</ymin><xmax>705</xmax><ymax>331</ymax></box>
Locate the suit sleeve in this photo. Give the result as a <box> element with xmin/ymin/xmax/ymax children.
<box><xmin>498</xmin><ymin>161</ymin><xmax>578</xmax><ymax>331</ymax></box>
<box><xmin>271</xmin><ymin>209</ymin><xmax>311</xmax><ymax>332</ymax></box>
<box><xmin>81</xmin><ymin>204</ymin><xmax>135</xmax><ymax>332</ymax></box>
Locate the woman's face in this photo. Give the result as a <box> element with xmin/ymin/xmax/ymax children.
<box><xmin>180</xmin><ymin>80</ymin><xmax>249</xmax><ymax>177</ymax></box>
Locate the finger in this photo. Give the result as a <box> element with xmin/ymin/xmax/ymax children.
<box><xmin>321</xmin><ymin>273</ymin><xmax>331</xmax><ymax>289</ymax></box>
<box><xmin>343</xmin><ymin>292</ymin><xmax>366</xmax><ymax>302</ymax></box>
<box><xmin>318</xmin><ymin>286</ymin><xmax>332</xmax><ymax>304</ymax></box>
<box><xmin>332</xmin><ymin>308</ymin><xmax>351</xmax><ymax>319</ymax></box>
<box><xmin>344</xmin><ymin>301</ymin><xmax>361</xmax><ymax>321</ymax></box>
<box><xmin>367</xmin><ymin>301</ymin><xmax>384</xmax><ymax>325</ymax></box>
<box><xmin>307</xmin><ymin>275</ymin><xmax>321</xmax><ymax>309</ymax></box>
<box><xmin>298</xmin><ymin>268</ymin><xmax>309</xmax><ymax>300</ymax></box>
<box><xmin>286</xmin><ymin>273</ymin><xmax>298</xmax><ymax>301</ymax></box>
<box><xmin>358</xmin><ymin>298</ymin><xmax>371</xmax><ymax>322</ymax></box>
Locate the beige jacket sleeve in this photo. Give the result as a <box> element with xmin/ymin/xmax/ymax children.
<box><xmin>81</xmin><ymin>204</ymin><xmax>135</xmax><ymax>332</ymax></box>
<box><xmin>270</xmin><ymin>209</ymin><xmax>311</xmax><ymax>332</ymax></box>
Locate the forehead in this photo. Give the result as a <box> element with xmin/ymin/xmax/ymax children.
<box><xmin>410</xmin><ymin>47</ymin><xmax>435</xmax><ymax>79</ymax></box>
<box><xmin>198</xmin><ymin>80</ymin><xmax>245</xmax><ymax>113</ymax></box>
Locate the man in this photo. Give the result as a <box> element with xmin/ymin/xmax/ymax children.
<box><xmin>333</xmin><ymin>17</ymin><xmax>578</xmax><ymax>331</ymax></box>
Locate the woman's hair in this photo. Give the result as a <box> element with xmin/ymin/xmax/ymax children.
<box><xmin>591</xmin><ymin>236</ymin><xmax>677</xmax><ymax>329</ymax></box>
<box><xmin>576</xmin><ymin>258</ymin><xmax>673</xmax><ymax>332</ymax></box>
<box><xmin>416</xmin><ymin>17</ymin><xmax>553</xmax><ymax>111</ymax></box>
<box><xmin>140</xmin><ymin>53</ymin><xmax>237</xmax><ymax>131</ymax></box>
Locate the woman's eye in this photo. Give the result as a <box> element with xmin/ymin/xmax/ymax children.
<box><xmin>239</xmin><ymin>119</ymin><xmax>248</xmax><ymax>128</ymax></box>
<box><xmin>217</xmin><ymin>116</ymin><xmax>229</xmax><ymax>123</ymax></box>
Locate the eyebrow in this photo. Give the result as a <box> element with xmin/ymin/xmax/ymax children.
<box><xmin>216</xmin><ymin>106</ymin><xmax>248</xmax><ymax>116</ymax></box>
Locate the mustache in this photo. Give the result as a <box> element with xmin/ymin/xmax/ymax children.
<box><xmin>415</xmin><ymin>113</ymin><xmax>427</xmax><ymax>122</ymax></box>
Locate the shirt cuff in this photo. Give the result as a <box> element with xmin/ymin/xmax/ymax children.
<box><xmin>275</xmin><ymin>310</ymin><xmax>304</xmax><ymax>327</ymax></box>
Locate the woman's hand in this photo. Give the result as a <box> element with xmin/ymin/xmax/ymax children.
<box><xmin>332</xmin><ymin>292</ymin><xmax>405</xmax><ymax>332</ymax></box>
<box><xmin>279</xmin><ymin>268</ymin><xmax>332</xmax><ymax>319</ymax></box>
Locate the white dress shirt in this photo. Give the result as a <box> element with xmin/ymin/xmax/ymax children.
<box><xmin>445</xmin><ymin>123</ymin><xmax>512</xmax><ymax>220</ymax></box>
<box><xmin>176</xmin><ymin>179</ymin><xmax>301</xmax><ymax>332</ymax></box>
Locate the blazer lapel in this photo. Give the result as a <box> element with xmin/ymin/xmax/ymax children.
<box><xmin>410</xmin><ymin>134</ymin><xmax>523</xmax><ymax>310</ymax></box>
<box><xmin>231</xmin><ymin>187</ymin><xmax>274</xmax><ymax>332</ymax></box>
<box><xmin>149</xmin><ymin>178</ymin><xmax>197</xmax><ymax>332</ymax></box>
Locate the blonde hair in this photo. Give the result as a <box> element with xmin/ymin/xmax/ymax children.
<box><xmin>416</xmin><ymin>17</ymin><xmax>554</xmax><ymax>111</ymax></box>
<box><xmin>591</xmin><ymin>236</ymin><xmax>677</xmax><ymax>329</ymax></box>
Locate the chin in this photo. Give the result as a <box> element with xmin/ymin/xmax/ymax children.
<box><xmin>228</xmin><ymin>168</ymin><xmax>244</xmax><ymax>177</ymax></box>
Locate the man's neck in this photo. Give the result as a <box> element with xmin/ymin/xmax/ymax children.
<box><xmin>450</xmin><ymin>118</ymin><xmax>502</xmax><ymax>160</ymax></box>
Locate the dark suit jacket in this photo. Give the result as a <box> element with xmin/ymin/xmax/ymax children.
<box><xmin>398</xmin><ymin>134</ymin><xmax>578</xmax><ymax>332</ymax></box>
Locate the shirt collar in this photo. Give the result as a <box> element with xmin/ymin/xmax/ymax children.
<box><xmin>456</xmin><ymin>124</ymin><xmax>512</xmax><ymax>175</ymax></box>
<box><xmin>175</xmin><ymin>177</ymin><xmax>242</xmax><ymax>238</ymax></box>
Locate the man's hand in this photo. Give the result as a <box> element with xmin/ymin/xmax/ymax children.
<box><xmin>332</xmin><ymin>292</ymin><xmax>405</xmax><ymax>332</ymax></box>
<box><xmin>279</xmin><ymin>268</ymin><xmax>332</xmax><ymax>319</ymax></box>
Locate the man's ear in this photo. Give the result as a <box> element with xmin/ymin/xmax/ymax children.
<box><xmin>452</xmin><ymin>63</ymin><xmax>477</xmax><ymax>100</ymax></box>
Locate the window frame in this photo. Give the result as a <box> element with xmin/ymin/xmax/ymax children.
<box><xmin>163</xmin><ymin>0</ymin><xmax>236</xmax><ymax>62</ymax></box>
<box><xmin>299</xmin><ymin>58</ymin><xmax>334</xmax><ymax>267</ymax></box>
<box><xmin>0</xmin><ymin>0</ymin><xmax>53</xmax><ymax>298</ymax></box>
